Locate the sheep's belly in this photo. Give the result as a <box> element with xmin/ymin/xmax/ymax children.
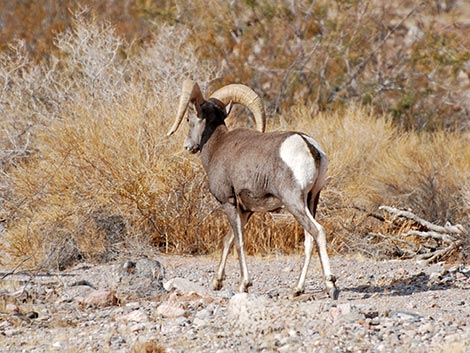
<box><xmin>238</xmin><ymin>190</ymin><xmax>283</xmax><ymax>212</ymax></box>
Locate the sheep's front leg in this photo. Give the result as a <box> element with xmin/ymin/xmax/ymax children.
<box><xmin>211</xmin><ymin>229</ymin><xmax>234</xmax><ymax>290</ymax></box>
<box><xmin>223</xmin><ymin>203</ymin><xmax>252</xmax><ymax>292</ymax></box>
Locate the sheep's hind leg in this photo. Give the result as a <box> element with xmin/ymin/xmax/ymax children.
<box><xmin>288</xmin><ymin>203</ymin><xmax>339</xmax><ymax>299</ymax></box>
<box><xmin>312</xmin><ymin>216</ymin><xmax>339</xmax><ymax>300</ymax></box>
<box><xmin>309</xmin><ymin>192</ymin><xmax>339</xmax><ymax>300</ymax></box>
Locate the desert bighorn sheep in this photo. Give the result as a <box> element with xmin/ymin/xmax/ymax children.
<box><xmin>168</xmin><ymin>80</ymin><xmax>339</xmax><ymax>299</ymax></box>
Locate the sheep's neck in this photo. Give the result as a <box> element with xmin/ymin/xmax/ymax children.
<box><xmin>201</xmin><ymin>124</ymin><xmax>228</xmax><ymax>171</ymax></box>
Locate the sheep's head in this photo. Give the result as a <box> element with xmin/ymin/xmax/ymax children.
<box><xmin>167</xmin><ymin>80</ymin><xmax>265</xmax><ymax>153</ymax></box>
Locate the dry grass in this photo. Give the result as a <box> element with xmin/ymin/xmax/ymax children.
<box><xmin>1</xmin><ymin>9</ymin><xmax>469</xmax><ymax>269</ymax></box>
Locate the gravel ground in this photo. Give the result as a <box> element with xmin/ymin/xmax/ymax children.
<box><xmin>1</xmin><ymin>254</ymin><xmax>470</xmax><ymax>352</ymax></box>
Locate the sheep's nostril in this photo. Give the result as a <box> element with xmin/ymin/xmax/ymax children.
<box><xmin>184</xmin><ymin>144</ymin><xmax>199</xmax><ymax>154</ymax></box>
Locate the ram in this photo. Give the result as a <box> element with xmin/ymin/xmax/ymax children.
<box><xmin>168</xmin><ymin>80</ymin><xmax>339</xmax><ymax>299</ymax></box>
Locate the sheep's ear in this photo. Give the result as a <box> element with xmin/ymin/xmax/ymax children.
<box><xmin>225</xmin><ymin>100</ymin><xmax>233</xmax><ymax>117</ymax></box>
<box><xmin>194</xmin><ymin>102</ymin><xmax>203</xmax><ymax>118</ymax></box>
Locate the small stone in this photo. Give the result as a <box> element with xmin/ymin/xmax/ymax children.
<box><xmin>83</xmin><ymin>289</ymin><xmax>118</xmax><ymax>307</ymax></box>
<box><xmin>25</xmin><ymin>311</ymin><xmax>39</xmax><ymax>320</ymax></box>
<box><xmin>395</xmin><ymin>268</ymin><xmax>407</xmax><ymax>276</ymax></box>
<box><xmin>156</xmin><ymin>303</ymin><xmax>186</xmax><ymax>318</ymax></box>
<box><xmin>195</xmin><ymin>307</ymin><xmax>213</xmax><ymax>320</ymax></box>
<box><xmin>370</xmin><ymin>317</ymin><xmax>380</xmax><ymax>326</ymax></box>
<box><xmin>110</xmin><ymin>336</ymin><xmax>126</xmax><ymax>346</ymax></box>
<box><xmin>422</xmin><ymin>322</ymin><xmax>435</xmax><ymax>334</ymax></box>
<box><xmin>390</xmin><ymin>311</ymin><xmax>422</xmax><ymax>321</ymax></box>
<box><xmin>163</xmin><ymin>278</ymin><xmax>208</xmax><ymax>295</ymax></box>
<box><xmin>376</xmin><ymin>343</ymin><xmax>386</xmax><ymax>352</ymax></box>
<box><xmin>129</xmin><ymin>323</ymin><xmax>146</xmax><ymax>332</ymax></box>
<box><xmin>122</xmin><ymin>309</ymin><xmax>149</xmax><ymax>323</ymax></box>
<box><xmin>440</xmin><ymin>276</ymin><xmax>454</xmax><ymax>284</ymax></box>
<box><xmin>5</xmin><ymin>303</ymin><xmax>19</xmax><ymax>314</ymax></box>
<box><xmin>329</xmin><ymin>303</ymin><xmax>364</xmax><ymax>323</ymax></box>
<box><xmin>193</xmin><ymin>317</ymin><xmax>207</xmax><ymax>327</ymax></box>
<box><xmin>218</xmin><ymin>288</ymin><xmax>236</xmax><ymax>299</ymax></box>
<box><xmin>125</xmin><ymin>301</ymin><xmax>141</xmax><ymax>310</ymax></box>
<box><xmin>52</xmin><ymin>342</ymin><xmax>63</xmax><ymax>349</ymax></box>
<box><xmin>282</xmin><ymin>266</ymin><xmax>293</xmax><ymax>272</ymax></box>
<box><xmin>228</xmin><ymin>293</ymin><xmax>268</xmax><ymax>332</ymax></box>
<box><xmin>429</xmin><ymin>264</ymin><xmax>446</xmax><ymax>275</ymax></box>
<box><xmin>4</xmin><ymin>329</ymin><xmax>20</xmax><ymax>336</ymax></box>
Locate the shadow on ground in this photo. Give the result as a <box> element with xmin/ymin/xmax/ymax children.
<box><xmin>344</xmin><ymin>272</ymin><xmax>455</xmax><ymax>297</ymax></box>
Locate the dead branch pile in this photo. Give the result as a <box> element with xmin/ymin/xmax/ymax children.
<box><xmin>367</xmin><ymin>206</ymin><xmax>466</xmax><ymax>263</ymax></box>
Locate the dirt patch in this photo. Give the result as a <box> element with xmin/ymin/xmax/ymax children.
<box><xmin>1</xmin><ymin>255</ymin><xmax>469</xmax><ymax>352</ymax></box>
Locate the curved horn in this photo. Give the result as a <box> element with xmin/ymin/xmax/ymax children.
<box><xmin>167</xmin><ymin>80</ymin><xmax>204</xmax><ymax>136</ymax></box>
<box><xmin>210</xmin><ymin>84</ymin><xmax>266</xmax><ymax>132</ymax></box>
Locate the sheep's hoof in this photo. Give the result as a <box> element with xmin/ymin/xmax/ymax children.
<box><xmin>238</xmin><ymin>280</ymin><xmax>252</xmax><ymax>293</ymax></box>
<box><xmin>290</xmin><ymin>287</ymin><xmax>304</xmax><ymax>298</ymax></box>
<box><xmin>210</xmin><ymin>277</ymin><xmax>223</xmax><ymax>291</ymax></box>
<box><xmin>328</xmin><ymin>287</ymin><xmax>340</xmax><ymax>300</ymax></box>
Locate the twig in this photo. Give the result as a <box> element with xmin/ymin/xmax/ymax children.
<box><xmin>0</xmin><ymin>255</ymin><xmax>33</xmax><ymax>280</ymax></box>
<box><xmin>368</xmin><ymin>232</ymin><xmax>419</xmax><ymax>252</ymax></box>
<box><xmin>352</xmin><ymin>205</ymin><xmax>385</xmax><ymax>222</ymax></box>
<box><xmin>402</xmin><ymin>230</ymin><xmax>455</xmax><ymax>244</ymax></box>
<box><xmin>379</xmin><ymin>206</ymin><xmax>464</xmax><ymax>234</ymax></box>
<box><xmin>416</xmin><ymin>240</ymin><xmax>461</xmax><ymax>263</ymax></box>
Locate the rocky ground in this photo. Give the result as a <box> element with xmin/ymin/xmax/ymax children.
<box><xmin>1</xmin><ymin>254</ymin><xmax>470</xmax><ymax>353</ymax></box>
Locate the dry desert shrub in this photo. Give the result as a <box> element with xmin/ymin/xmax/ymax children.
<box><xmin>1</xmin><ymin>10</ymin><xmax>469</xmax><ymax>268</ymax></box>
<box><xmin>2</xmin><ymin>1</ymin><xmax>470</xmax><ymax>130</ymax></box>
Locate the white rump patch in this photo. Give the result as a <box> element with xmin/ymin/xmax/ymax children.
<box><xmin>279</xmin><ymin>134</ymin><xmax>316</xmax><ymax>189</ymax></box>
<box><xmin>300</xmin><ymin>134</ymin><xmax>326</xmax><ymax>157</ymax></box>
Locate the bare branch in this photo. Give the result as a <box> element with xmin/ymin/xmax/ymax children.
<box><xmin>379</xmin><ymin>206</ymin><xmax>465</xmax><ymax>234</ymax></box>
<box><xmin>402</xmin><ymin>230</ymin><xmax>455</xmax><ymax>244</ymax></box>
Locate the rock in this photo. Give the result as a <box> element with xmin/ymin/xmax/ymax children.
<box><xmin>4</xmin><ymin>329</ymin><xmax>20</xmax><ymax>336</ymax></box>
<box><xmin>118</xmin><ymin>259</ymin><xmax>166</xmax><ymax>300</ymax></box>
<box><xmin>195</xmin><ymin>304</ymin><xmax>215</xmax><ymax>320</ymax></box>
<box><xmin>389</xmin><ymin>311</ymin><xmax>422</xmax><ymax>322</ymax></box>
<box><xmin>329</xmin><ymin>303</ymin><xmax>364</xmax><ymax>323</ymax></box>
<box><xmin>167</xmin><ymin>291</ymin><xmax>213</xmax><ymax>307</ymax></box>
<box><xmin>52</xmin><ymin>342</ymin><xmax>63</xmax><ymax>349</ymax></box>
<box><xmin>25</xmin><ymin>311</ymin><xmax>39</xmax><ymax>320</ymax></box>
<box><xmin>156</xmin><ymin>303</ymin><xmax>186</xmax><ymax>318</ymax></box>
<box><xmin>120</xmin><ymin>258</ymin><xmax>165</xmax><ymax>280</ymax></box>
<box><xmin>419</xmin><ymin>322</ymin><xmax>435</xmax><ymax>334</ymax></box>
<box><xmin>192</xmin><ymin>317</ymin><xmax>207</xmax><ymax>327</ymax></box>
<box><xmin>218</xmin><ymin>288</ymin><xmax>236</xmax><ymax>299</ymax></box>
<box><xmin>395</xmin><ymin>268</ymin><xmax>408</xmax><ymax>277</ymax></box>
<box><xmin>122</xmin><ymin>309</ymin><xmax>149</xmax><ymax>323</ymax></box>
<box><xmin>227</xmin><ymin>293</ymin><xmax>268</xmax><ymax>333</ymax></box>
<box><xmin>5</xmin><ymin>303</ymin><xmax>19</xmax><ymax>314</ymax></box>
<box><xmin>129</xmin><ymin>323</ymin><xmax>146</xmax><ymax>332</ymax></box>
<box><xmin>163</xmin><ymin>277</ymin><xmax>208</xmax><ymax>295</ymax></box>
<box><xmin>83</xmin><ymin>289</ymin><xmax>118</xmax><ymax>307</ymax></box>
<box><xmin>429</xmin><ymin>272</ymin><xmax>441</xmax><ymax>282</ymax></box>
<box><xmin>125</xmin><ymin>301</ymin><xmax>141</xmax><ymax>310</ymax></box>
